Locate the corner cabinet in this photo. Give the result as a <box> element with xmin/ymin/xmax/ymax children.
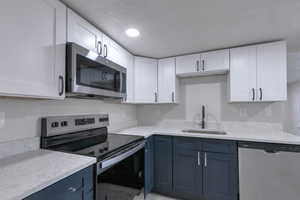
<box><xmin>229</xmin><ymin>41</ymin><xmax>287</xmax><ymax>102</ymax></box>
<box><xmin>0</xmin><ymin>0</ymin><xmax>67</xmax><ymax>99</ymax></box>
<box><xmin>158</xmin><ymin>58</ymin><xmax>179</xmax><ymax>103</ymax></box>
<box><xmin>151</xmin><ymin>136</ymin><xmax>238</xmax><ymax>200</ymax></box>
<box><xmin>134</xmin><ymin>57</ymin><xmax>158</xmax><ymax>103</ymax></box>
<box><xmin>153</xmin><ymin>136</ymin><xmax>173</xmax><ymax>195</ymax></box>
<box><xmin>25</xmin><ymin>166</ymin><xmax>94</xmax><ymax>200</ymax></box>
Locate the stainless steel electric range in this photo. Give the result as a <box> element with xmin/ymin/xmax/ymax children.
<box><xmin>41</xmin><ymin>114</ymin><xmax>145</xmax><ymax>200</ymax></box>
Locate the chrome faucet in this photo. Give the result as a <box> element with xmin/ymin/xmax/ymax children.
<box><xmin>201</xmin><ymin>105</ymin><xmax>205</xmax><ymax>129</ymax></box>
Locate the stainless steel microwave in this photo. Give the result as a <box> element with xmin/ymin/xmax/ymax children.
<box><xmin>66</xmin><ymin>43</ymin><xmax>126</xmax><ymax>99</ymax></box>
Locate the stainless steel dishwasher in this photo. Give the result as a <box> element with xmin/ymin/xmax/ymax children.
<box><xmin>238</xmin><ymin>141</ymin><xmax>300</xmax><ymax>200</ymax></box>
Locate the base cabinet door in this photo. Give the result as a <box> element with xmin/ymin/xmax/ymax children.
<box><xmin>25</xmin><ymin>166</ymin><xmax>94</xmax><ymax>200</ymax></box>
<box><xmin>153</xmin><ymin>136</ymin><xmax>173</xmax><ymax>195</ymax></box>
<box><xmin>144</xmin><ymin>136</ymin><xmax>154</xmax><ymax>197</ymax></box>
<box><xmin>203</xmin><ymin>152</ymin><xmax>238</xmax><ymax>200</ymax></box>
<box><xmin>173</xmin><ymin>139</ymin><xmax>202</xmax><ymax>199</ymax></box>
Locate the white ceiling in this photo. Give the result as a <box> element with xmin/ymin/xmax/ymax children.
<box><xmin>62</xmin><ymin>0</ymin><xmax>300</xmax><ymax>58</ymax></box>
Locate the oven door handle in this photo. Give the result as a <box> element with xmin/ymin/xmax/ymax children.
<box><xmin>98</xmin><ymin>141</ymin><xmax>145</xmax><ymax>173</ymax></box>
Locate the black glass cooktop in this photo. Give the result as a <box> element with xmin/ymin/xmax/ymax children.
<box><xmin>48</xmin><ymin>130</ymin><xmax>144</xmax><ymax>161</ymax></box>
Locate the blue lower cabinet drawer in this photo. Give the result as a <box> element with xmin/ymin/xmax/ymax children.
<box><xmin>24</xmin><ymin>166</ymin><xmax>94</xmax><ymax>200</ymax></box>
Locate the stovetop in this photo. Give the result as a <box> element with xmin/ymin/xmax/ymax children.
<box><xmin>46</xmin><ymin>132</ymin><xmax>144</xmax><ymax>161</ymax></box>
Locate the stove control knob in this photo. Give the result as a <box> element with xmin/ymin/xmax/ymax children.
<box><xmin>104</xmin><ymin>147</ymin><xmax>108</xmax><ymax>151</ymax></box>
<box><xmin>99</xmin><ymin>149</ymin><xmax>104</xmax><ymax>153</ymax></box>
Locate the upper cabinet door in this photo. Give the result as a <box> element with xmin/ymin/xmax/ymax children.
<box><xmin>67</xmin><ymin>9</ymin><xmax>102</xmax><ymax>54</ymax></box>
<box><xmin>124</xmin><ymin>52</ymin><xmax>135</xmax><ymax>103</ymax></box>
<box><xmin>102</xmin><ymin>34</ymin><xmax>128</xmax><ymax>67</ymax></box>
<box><xmin>229</xmin><ymin>46</ymin><xmax>257</xmax><ymax>102</ymax></box>
<box><xmin>256</xmin><ymin>41</ymin><xmax>287</xmax><ymax>101</ymax></box>
<box><xmin>0</xmin><ymin>0</ymin><xmax>66</xmax><ymax>99</ymax></box>
<box><xmin>134</xmin><ymin>57</ymin><xmax>158</xmax><ymax>103</ymax></box>
<box><xmin>158</xmin><ymin>58</ymin><xmax>178</xmax><ymax>103</ymax></box>
<box><xmin>176</xmin><ymin>54</ymin><xmax>200</xmax><ymax>75</ymax></box>
<box><xmin>202</xmin><ymin>49</ymin><xmax>229</xmax><ymax>72</ymax></box>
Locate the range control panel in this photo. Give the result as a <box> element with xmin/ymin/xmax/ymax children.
<box><xmin>42</xmin><ymin>114</ymin><xmax>109</xmax><ymax>137</ymax></box>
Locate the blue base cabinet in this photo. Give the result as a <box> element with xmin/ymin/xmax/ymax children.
<box><xmin>203</xmin><ymin>152</ymin><xmax>238</xmax><ymax>200</ymax></box>
<box><xmin>173</xmin><ymin>137</ymin><xmax>203</xmax><ymax>199</ymax></box>
<box><xmin>24</xmin><ymin>166</ymin><xmax>94</xmax><ymax>200</ymax></box>
<box><xmin>153</xmin><ymin>136</ymin><xmax>173</xmax><ymax>195</ymax></box>
<box><xmin>150</xmin><ymin>135</ymin><xmax>238</xmax><ymax>200</ymax></box>
<box><xmin>144</xmin><ymin>136</ymin><xmax>154</xmax><ymax>197</ymax></box>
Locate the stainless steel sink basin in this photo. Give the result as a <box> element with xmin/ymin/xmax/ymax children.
<box><xmin>182</xmin><ymin>129</ymin><xmax>227</xmax><ymax>135</ymax></box>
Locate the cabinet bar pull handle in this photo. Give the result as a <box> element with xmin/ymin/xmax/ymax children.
<box><xmin>196</xmin><ymin>60</ymin><xmax>200</xmax><ymax>72</ymax></box>
<box><xmin>68</xmin><ymin>187</ymin><xmax>77</xmax><ymax>192</ymax></box>
<box><xmin>155</xmin><ymin>92</ymin><xmax>158</xmax><ymax>103</ymax></box>
<box><xmin>259</xmin><ymin>88</ymin><xmax>263</xmax><ymax>101</ymax></box>
<box><xmin>104</xmin><ymin>44</ymin><xmax>108</xmax><ymax>58</ymax></box>
<box><xmin>202</xmin><ymin>60</ymin><xmax>205</xmax><ymax>71</ymax></box>
<box><xmin>172</xmin><ymin>92</ymin><xmax>175</xmax><ymax>103</ymax></box>
<box><xmin>204</xmin><ymin>152</ymin><xmax>207</xmax><ymax>167</ymax></box>
<box><xmin>59</xmin><ymin>76</ymin><xmax>64</xmax><ymax>96</ymax></box>
<box><xmin>252</xmin><ymin>88</ymin><xmax>255</xmax><ymax>101</ymax></box>
<box><xmin>197</xmin><ymin>152</ymin><xmax>200</xmax><ymax>166</ymax></box>
<box><xmin>97</xmin><ymin>41</ymin><xmax>102</xmax><ymax>55</ymax></box>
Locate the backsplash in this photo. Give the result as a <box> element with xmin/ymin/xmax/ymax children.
<box><xmin>0</xmin><ymin>97</ymin><xmax>137</xmax><ymax>143</ymax></box>
<box><xmin>137</xmin><ymin>75</ymin><xmax>285</xmax><ymax>126</ymax></box>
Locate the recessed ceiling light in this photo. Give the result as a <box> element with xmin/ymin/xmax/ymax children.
<box><xmin>125</xmin><ymin>28</ymin><xmax>140</xmax><ymax>38</ymax></box>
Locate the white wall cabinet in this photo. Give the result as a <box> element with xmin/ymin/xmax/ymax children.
<box><xmin>256</xmin><ymin>41</ymin><xmax>287</xmax><ymax>101</ymax></box>
<box><xmin>134</xmin><ymin>57</ymin><xmax>158</xmax><ymax>103</ymax></box>
<box><xmin>201</xmin><ymin>49</ymin><xmax>229</xmax><ymax>72</ymax></box>
<box><xmin>67</xmin><ymin>9</ymin><xmax>103</xmax><ymax>55</ymax></box>
<box><xmin>0</xmin><ymin>0</ymin><xmax>66</xmax><ymax>99</ymax></box>
<box><xmin>123</xmin><ymin>52</ymin><xmax>135</xmax><ymax>103</ymax></box>
<box><xmin>102</xmin><ymin>34</ymin><xmax>129</xmax><ymax>68</ymax></box>
<box><xmin>176</xmin><ymin>50</ymin><xmax>229</xmax><ymax>77</ymax></box>
<box><xmin>176</xmin><ymin>54</ymin><xmax>200</xmax><ymax>75</ymax></box>
<box><xmin>229</xmin><ymin>41</ymin><xmax>287</xmax><ymax>102</ymax></box>
<box><xmin>158</xmin><ymin>58</ymin><xmax>179</xmax><ymax>103</ymax></box>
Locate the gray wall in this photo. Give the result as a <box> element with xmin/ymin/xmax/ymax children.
<box><xmin>0</xmin><ymin>98</ymin><xmax>137</xmax><ymax>142</ymax></box>
<box><xmin>283</xmin><ymin>81</ymin><xmax>300</xmax><ymax>135</ymax></box>
<box><xmin>137</xmin><ymin>75</ymin><xmax>285</xmax><ymax>126</ymax></box>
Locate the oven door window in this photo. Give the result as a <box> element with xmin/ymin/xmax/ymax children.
<box><xmin>76</xmin><ymin>55</ymin><xmax>121</xmax><ymax>92</ymax></box>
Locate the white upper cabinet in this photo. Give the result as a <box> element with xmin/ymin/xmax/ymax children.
<box><xmin>123</xmin><ymin>52</ymin><xmax>135</xmax><ymax>103</ymax></box>
<box><xmin>176</xmin><ymin>54</ymin><xmax>200</xmax><ymax>75</ymax></box>
<box><xmin>256</xmin><ymin>41</ymin><xmax>287</xmax><ymax>101</ymax></box>
<box><xmin>201</xmin><ymin>49</ymin><xmax>229</xmax><ymax>72</ymax></box>
<box><xmin>176</xmin><ymin>50</ymin><xmax>229</xmax><ymax>77</ymax></box>
<box><xmin>102</xmin><ymin>34</ymin><xmax>128</xmax><ymax>67</ymax></box>
<box><xmin>134</xmin><ymin>57</ymin><xmax>158</xmax><ymax>103</ymax></box>
<box><xmin>229</xmin><ymin>41</ymin><xmax>287</xmax><ymax>102</ymax></box>
<box><xmin>229</xmin><ymin>46</ymin><xmax>257</xmax><ymax>102</ymax></box>
<box><xmin>67</xmin><ymin>9</ymin><xmax>102</xmax><ymax>54</ymax></box>
<box><xmin>158</xmin><ymin>58</ymin><xmax>179</xmax><ymax>103</ymax></box>
<box><xmin>0</xmin><ymin>0</ymin><xmax>66</xmax><ymax>99</ymax></box>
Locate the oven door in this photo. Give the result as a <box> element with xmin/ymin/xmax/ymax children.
<box><xmin>67</xmin><ymin>43</ymin><xmax>126</xmax><ymax>98</ymax></box>
<box><xmin>96</xmin><ymin>142</ymin><xmax>145</xmax><ymax>200</ymax></box>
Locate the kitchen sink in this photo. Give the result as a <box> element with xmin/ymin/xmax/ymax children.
<box><xmin>182</xmin><ymin>129</ymin><xmax>227</xmax><ymax>135</ymax></box>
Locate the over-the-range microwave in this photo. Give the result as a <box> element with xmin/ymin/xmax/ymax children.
<box><xmin>66</xmin><ymin>42</ymin><xmax>126</xmax><ymax>99</ymax></box>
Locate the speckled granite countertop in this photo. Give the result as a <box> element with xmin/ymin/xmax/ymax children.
<box><xmin>0</xmin><ymin>149</ymin><xmax>96</xmax><ymax>200</ymax></box>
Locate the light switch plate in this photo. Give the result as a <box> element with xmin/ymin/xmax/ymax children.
<box><xmin>0</xmin><ymin>112</ymin><xmax>5</xmax><ymax>128</ymax></box>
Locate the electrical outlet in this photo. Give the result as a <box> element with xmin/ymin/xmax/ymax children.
<box><xmin>0</xmin><ymin>112</ymin><xmax>5</xmax><ymax>128</ymax></box>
